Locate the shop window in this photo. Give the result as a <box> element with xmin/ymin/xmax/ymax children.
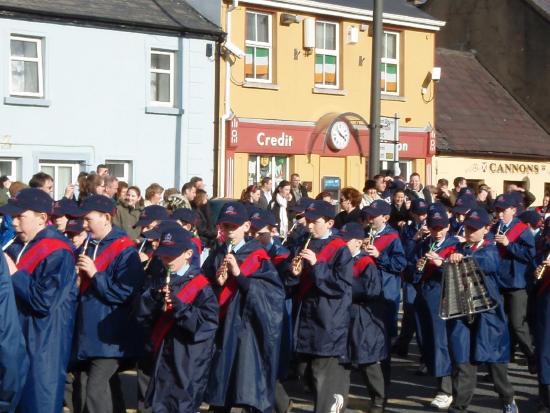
<box><xmin>248</xmin><ymin>155</ymin><xmax>288</xmax><ymax>186</ymax></box>
<box><xmin>379</xmin><ymin>160</ymin><xmax>411</xmax><ymax>180</ymax></box>
<box><xmin>544</xmin><ymin>183</ymin><xmax>550</xmax><ymax>196</ymax></box>
<box><xmin>150</xmin><ymin>49</ymin><xmax>175</xmax><ymax>106</ymax></box>
<box><xmin>245</xmin><ymin>11</ymin><xmax>272</xmax><ymax>82</ymax></box>
<box><xmin>315</xmin><ymin>21</ymin><xmax>339</xmax><ymax>88</ymax></box>
<box><xmin>10</xmin><ymin>35</ymin><xmax>44</xmax><ymax>97</ymax></box>
<box><xmin>0</xmin><ymin>158</ymin><xmax>18</xmax><ymax>181</ymax></box>
<box><xmin>381</xmin><ymin>31</ymin><xmax>399</xmax><ymax>95</ymax></box>
<box><xmin>40</xmin><ymin>161</ymin><xmax>81</xmax><ymax>200</ymax></box>
<box><xmin>105</xmin><ymin>160</ymin><xmax>132</xmax><ymax>183</ymax></box>
<box><xmin>503</xmin><ymin>180</ymin><xmax>525</xmax><ymax>193</ymax></box>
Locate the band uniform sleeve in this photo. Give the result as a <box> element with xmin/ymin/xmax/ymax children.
<box><xmin>375</xmin><ymin>237</ymin><xmax>407</xmax><ymax>274</ymax></box>
<box><xmin>171</xmin><ymin>286</ymin><xmax>219</xmax><ymax>343</ymax></box>
<box><xmin>312</xmin><ymin>244</ymin><xmax>353</xmax><ymax>298</ymax></box>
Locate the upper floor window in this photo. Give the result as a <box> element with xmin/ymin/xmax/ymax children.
<box><xmin>381</xmin><ymin>31</ymin><xmax>400</xmax><ymax>95</ymax></box>
<box><xmin>150</xmin><ymin>50</ymin><xmax>175</xmax><ymax>106</ymax></box>
<box><xmin>10</xmin><ymin>35</ymin><xmax>44</xmax><ymax>97</ymax></box>
<box><xmin>245</xmin><ymin>11</ymin><xmax>272</xmax><ymax>82</ymax></box>
<box><xmin>315</xmin><ymin>21</ymin><xmax>339</xmax><ymax>88</ymax></box>
<box><xmin>105</xmin><ymin>160</ymin><xmax>132</xmax><ymax>183</ymax></box>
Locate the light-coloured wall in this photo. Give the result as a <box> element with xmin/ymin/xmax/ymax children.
<box><xmin>433</xmin><ymin>156</ymin><xmax>550</xmax><ymax>204</ymax></box>
<box><xmin>221</xmin><ymin>5</ymin><xmax>436</xmax><ymax>128</ymax></box>
<box><xmin>0</xmin><ymin>18</ymin><xmax>216</xmax><ymax>193</ymax></box>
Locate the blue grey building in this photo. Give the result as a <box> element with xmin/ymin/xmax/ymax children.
<box><xmin>0</xmin><ymin>0</ymin><xmax>223</xmax><ymax>199</ymax></box>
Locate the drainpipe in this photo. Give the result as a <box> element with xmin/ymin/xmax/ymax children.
<box><xmin>218</xmin><ymin>0</ymin><xmax>238</xmax><ymax>197</ymax></box>
<box><xmin>174</xmin><ymin>36</ymin><xmax>184</xmax><ymax>189</ymax></box>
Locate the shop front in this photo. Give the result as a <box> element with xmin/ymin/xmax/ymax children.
<box><xmin>434</xmin><ymin>156</ymin><xmax>550</xmax><ymax>204</ymax></box>
<box><xmin>224</xmin><ymin>115</ymin><xmax>434</xmax><ymax>198</ymax></box>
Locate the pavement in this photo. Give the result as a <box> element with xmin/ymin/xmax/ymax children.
<box><xmin>117</xmin><ymin>345</ymin><xmax>540</xmax><ymax>413</ymax></box>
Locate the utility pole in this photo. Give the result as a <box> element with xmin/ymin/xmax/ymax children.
<box><xmin>368</xmin><ymin>0</ymin><xmax>383</xmax><ymax>178</ymax></box>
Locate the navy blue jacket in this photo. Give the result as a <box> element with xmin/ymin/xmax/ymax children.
<box><xmin>490</xmin><ymin>218</ymin><xmax>535</xmax><ymax>289</ymax></box>
<box><xmin>136</xmin><ymin>265</ymin><xmax>218</xmax><ymax>412</ymax></box>
<box><xmin>446</xmin><ymin>241</ymin><xmax>510</xmax><ymax>364</ymax></box>
<box><xmin>348</xmin><ymin>252</ymin><xmax>387</xmax><ymax>364</ymax></box>
<box><xmin>8</xmin><ymin>227</ymin><xmax>78</xmax><ymax>413</ymax></box>
<box><xmin>289</xmin><ymin>234</ymin><xmax>353</xmax><ymax>360</ymax></box>
<box><xmin>535</xmin><ymin>242</ymin><xmax>550</xmax><ymax>384</ymax></box>
<box><xmin>400</xmin><ymin>220</ymin><xmax>425</xmax><ymax>283</ymax></box>
<box><xmin>75</xmin><ymin>226</ymin><xmax>146</xmax><ymax>359</ymax></box>
<box><xmin>0</xmin><ymin>254</ymin><xmax>28</xmax><ymax>413</ymax></box>
<box><xmin>410</xmin><ymin>234</ymin><xmax>459</xmax><ymax>377</ymax></box>
<box><xmin>203</xmin><ymin>238</ymin><xmax>285</xmax><ymax>413</ymax></box>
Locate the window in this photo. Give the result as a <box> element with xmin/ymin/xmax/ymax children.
<box><xmin>315</xmin><ymin>21</ymin><xmax>339</xmax><ymax>88</ymax></box>
<box><xmin>10</xmin><ymin>35</ymin><xmax>44</xmax><ymax>97</ymax></box>
<box><xmin>40</xmin><ymin>161</ymin><xmax>80</xmax><ymax>200</ymax></box>
<box><xmin>381</xmin><ymin>31</ymin><xmax>399</xmax><ymax>95</ymax></box>
<box><xmin>150</xmin><ymin>50</ymin><xmax>175</xmax><ymax>106</ymax></box>
<box><xmin>245</xmin><ymin>11</ymin><xmax>272</xmax><ymax>82</ymax></box>
<box><xmin>105</xmin><ymin>160</ymin><xmax>132</xmax><ymax>183</ymax></box>
<box><xmin>248</xmin><ymin>155</ymin><xmax>288</xmax><ymax>186</ymax></box>
<box><xmin>0</xmin><ymin>158</ymin><xmax>18</xmax><ymax>181</ymax></box>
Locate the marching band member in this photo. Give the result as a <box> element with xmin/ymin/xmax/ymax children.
<box><xmin>171</xmin><ymin>207</ymin><xmax>203</xmax><ymax>267</ymax></box>
<box><xmin>0</xmin><ymin>250</ymin><xmax>28</xmax><ymax>412</ymax></box>
<box><xmin>136</xmin><ymin>223</ymin><xmax>218</xmax><ymax>412</ymax></box>
<box><xmin>202</xmin><ymin>202</ymin><xmax>284</xmax><ymax>413</ymax></box>
<box><xmin>288</xmin><ymin>200</ymin><xmax>352</xmax><ymax>413</ymax></box>
<box><xmin>492</xmin><ymin>193</ymin><xmax>536</xmax><ymax>373</ymax></box>
<box><xmin>74</xmin><ymin>195</ymin><xmax>145</xmax><ymax>413</ymax></box>
<box><xmin>1</xmin><ymin>188</ymin><xmax>78</xmax><ymax>413</ymax></box>
<box><xmin>410</xmin><ymin>203</ymin><xmax>458</xmax><ymax>409</ymax></box>
<box><xmin>341</xmin><ymin>222</ymin><xmax>387</xmax><ymax>413</ymax></box>
<box><xmin>447</xmin><ymin>207</ymin><xmax>517</xmax><ymax>413</ymax></box>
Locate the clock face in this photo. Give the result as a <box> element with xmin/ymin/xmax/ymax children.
<box><xmin>328</xmin><ymin>120</ymin><xmax>351</xmax><ymax>150</ymax></box>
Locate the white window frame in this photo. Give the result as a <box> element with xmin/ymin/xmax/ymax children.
<box><xmin>245</xmin><ymin>11</ymin><xmax>273</xmax><ymax>83</ymax></box>
<box><xmin>314</xmin><ymin>21</ymin><xmax>339</xmax><ymax>89</ymax></box>
<box><xmin>381</xmin><ymin>31</ymin><xmax>400</xmax><ymax>96</ymax></box>
<box><xmin>0</xmin><ymin>158</ymin><xmax>18</xmax><ymax>181</ymax></box>
<box><xmin>9</xmin><ymin>35</ymin><xmax>44</xmax><ymax>97</ymax></box>
<box><xmin>248</xmin><ymin>155</ymin><xmax>289</xmax><ymax>186</ymax></box>
<box><xmin>39</xmin><ymin>161</ymin><xmax>80</xmax><ymax>200</ymax></box>
<box><xmin>105</xmin><ymin>160</ymin><xmax>132</xmax><ymax>183</ymax></box>
<box><xmin>150</xmin><ymin>49</ymin><xmax>175</xmax><ymax>107</ymax></box>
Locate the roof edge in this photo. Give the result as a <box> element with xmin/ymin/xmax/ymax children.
<box><xmin>240</xmin><ymin>0</ymin><xmax>446</xmax><ymax>31</ymax></box>
<box><xmin>0</xmin><ymin>5</ymin><xmax>224</xmax><ymax>40</ymax></box>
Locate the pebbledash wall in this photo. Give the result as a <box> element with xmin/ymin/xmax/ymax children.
<box><xmin>0</xmin><ymin>18</ymin><xmax>216</xmax><ymax>199</ymax></box>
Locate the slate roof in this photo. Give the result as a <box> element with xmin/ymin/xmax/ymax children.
<box><xmin>0</xmin><ymin>0</ymin><xmax>223</xmax><ymax>39</ymax></box>
<box><xmin>314</xmin><ymin>0</ymin><xmax>441</xmax><ymax>22</ymax></box>
<box><xmin>435</xmin><ymin>48</ymin><xmax>550</xmax><ymax>159</ymax></box>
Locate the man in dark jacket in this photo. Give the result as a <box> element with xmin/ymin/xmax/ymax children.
<box><xmin>289</xmin><ymin>200</ymin><xmax>353</xmax><ymax>413</ymax></box>
<box><xmin>1</xmin><ymin>188</ymin><xmax>78</xmax><ymax>413</ymax></box>
<box><xmin>405</xmin><ymin>173</ymin><xmax>432</xmax><ymax>204</ymax></box>
<box><xmin>289</xmin><ymin>173</ymin><xmax>308</xmax><ymax>206</ymax></box>
<box><xmin>75</xmin><ymin>195</ymin><xmax>145</xmax><ymax>413</ymax></box>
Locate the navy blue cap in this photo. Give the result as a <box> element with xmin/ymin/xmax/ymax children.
<box><xmin>411</xmin><ymin>198</ymin><xmax>429</xmax><ymax>215</ymax></box>
<box><xmin>217</xmin><ymin>201</ymin><xmax>249</xmax><ymax>226</ymax></box>
<box><xmin>494</xmin><ymin>193</ymin><xmax>516</xmax><ymax>210</ymax></box>
<box><xmin>153</xmin><ymin>223</ymin><xmax>194</xmax><ymax>257</ymax></box>
<box><xmin>463</xmin><ymin>207</ymin><xmax>491</xmax><ymax>230</ymax></box>
<box><xmin>142</xmin><ymin>220</ymin><xmax>172</xmax><ymax>240</ymax></box>
<box><xmin>78</xmin><ymin>195</ymin><xmax>116</xmax><ymax>215</ymax></box>
<box><xmin>288</xmin><ymin>197</ymin><xmax>313</xmax><ymax>213</ymax></box>
<box><xmin>458</xmin><ymin>187</ymin><xmax>475</xmax><ymax>198</ymax></box>
<box><xmin>339</xmin><ymin>222</ymin><xmax>365</xmax><ymax>241</ymax></box>
<box><xmin>52</xmin><ymin>198</ymin><xmax>81</xmax><ymax>218</ymax></box>
<box><xmin>0</xmin><ymin>188</ymin><xmax>53</xmax><ymax>216</ymax></box>
<box><xmin>427</xmin><ymin>204</ymin><xmax>450</xmax><ymax>228</ymax></box>
<box><xmin>452</xmin><ymin>196</ymin><xmax>477</xmax><ymax>214</ymax></box>
<box><xmin>65</xmin><ymin>218</ymin><xmax>85</xmax><ymax>234</ymax></box>
<box><xmin>171</xmin><ymin>208</ymin><xmax>197</xmax><ymax>226</ymax></box>
<box><xmin>135</xmin><ymin>205</ymin><xmax>170</xmax><ymax>227</ymax></box>
<box><xmin>249</xmin><ymin>208</ymin><xmax>276</xmax><ymax>230</ymax></box>
<box><xmin>362</xmin><ymin>199</ymin><xmax>391</xmax><ymax>218</ymax></box>
<box><xmin>390</xmin><ymin>179</ymin><xmax>406</xmax><ymax>191</ymax></box>
<box><xmin>304</xmin><ymin>200</ymin><xmax>336</xmax><ymax>220</ymax></box>
<box><xmin>508</xmin><ymin>191</ymin><xmax>524</xmax><ymax>209</ymax></box>
<box><xmin>519</xmin><ymin>210</ymin><xmax>543</xmax><ymax>227</ymax></box>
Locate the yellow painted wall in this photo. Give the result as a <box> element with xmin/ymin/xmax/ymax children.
<box><xmin>220</xmin><ymin>4</ymin><xmax>436</xmax><ymax>129</ymax></box>
<box><xmin>433</xmin><ymin>156</ymin><xmax>550</xmax><ymax>204</ymax></box>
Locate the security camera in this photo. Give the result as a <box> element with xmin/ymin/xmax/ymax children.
<box><xmin>432</xmin><ymin>67</ymin><xmax>441</xmax><ymax>82</ymax></box>
<box><xmin>223</xmin><ymin>40</ymin><xmax>245</xmax><ymax>59</ymax></box>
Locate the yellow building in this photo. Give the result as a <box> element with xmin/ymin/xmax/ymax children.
<box><xmin>216</xmin><ymin>0</ymin><xmax>445</xmax><ymax>197</ymax></box>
